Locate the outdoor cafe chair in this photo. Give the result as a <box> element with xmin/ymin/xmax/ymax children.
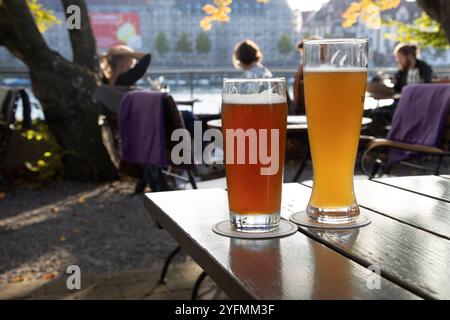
<box><xmin>94</xmin><ymin>85</ymin><xmax>198</xmax><ymax>192</ymax></box>
<box><xmin>95</xmin><ymin>85</ymin><xmax>199</xmax><ymax>287</ymax></box>
<box><xmin>0</xmin><ymin>86</ymin><xmax>32</xmax><ymax>193</ymax></box>
<box><xmin>361</xmin><ymin>84</ymin><xmax>450</xmax><ymax>178</ymax></box>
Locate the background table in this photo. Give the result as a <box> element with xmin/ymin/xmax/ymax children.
<box><xmin>144</xmin><ymin>175</ymin><xmax>450</xmax><ymax>300</ymax></box>
<box><xmin>207</xmin><ymin>116</ymin><xmax>373</xmax><ymax>182</ymax></box>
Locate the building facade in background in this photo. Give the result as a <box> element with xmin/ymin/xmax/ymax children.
<box><xmin>0</xmin><ymin>0</ymin><xmax>448</xmax><ymax>70</ymax></box>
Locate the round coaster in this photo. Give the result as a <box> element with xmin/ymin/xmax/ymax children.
<box><xmin>212</xmin><ymin>219</ymin><xmax>298</xmax><ymax>239</ymax></box>
<box><xmin>290</xmin><ymin>211</ymin><xmax>371</xmax><ymax>230</ymax></box>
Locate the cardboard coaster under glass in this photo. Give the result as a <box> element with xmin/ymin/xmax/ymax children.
<box><xmin>212</xmin><ymin>219</ymin><xmax>298</xmax><ymax>239</ymax></box>
<box><xmin>289</xmin><ymin>211</ymin><xmax>371</xmax><ymax>229</ymax></box>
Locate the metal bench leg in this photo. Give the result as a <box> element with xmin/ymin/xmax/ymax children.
<box><xmin>191</xmin><ymin>271</ymin><xmax>208</xmax><ymax>300</ymax></box>
<box><xmin>187</xmin><ymin>169</ymin><xmax>197</xmax><ymax>189</ymax></box>
<box><xmin>292</xmin><ymin>144</ymin><xmax>310</xmax><ymax>182</ymax></box>
<box><xmin>158</xmin><ymin>246</ymin><xmax>181</xmax><ymax>284</ymax></box>
<box><xmin>0</xmin><ymin>175</ymin><xmax>15</xmax><ymax>196</ymax></box>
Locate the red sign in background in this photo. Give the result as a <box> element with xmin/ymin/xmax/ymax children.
<box><xmin>90</xmin><ymin>12</ymin><xmax>141</xmax><ymax>49</ymax></box>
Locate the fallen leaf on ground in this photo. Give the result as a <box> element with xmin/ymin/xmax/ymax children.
<box><xmin>51</xmin><ymin>207</ymin><xmax>60</xmax><ymax>213</ymax></box>
<box><xmin>10</xmin><ymin>275</ymin><xmax>24</xmax><ymax>283</ymax></box>
<box><xmin>10</xmin><ymin>273</ymin><xmax>32</xmax><ymax>283</ymax></box>
<box><xmin>0</xmin><ymin>192</ymin><xmax>6</xmax><ymax>200</ymax></box>
<box><xmin>59</xmin><ymin>236</ymin><xmax>66</xmax><ymax>242</ymax></box>
<box><xmin>78</xmin><ymin>196</ymin><xmax>86</xmax><ymax>204</ymax></box>
<box><xmin>40</xmin><ymin>272</ymin><xmax>57</xmax><ymax>281</ymax></box>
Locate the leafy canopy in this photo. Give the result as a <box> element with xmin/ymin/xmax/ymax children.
<box><xmin>342</xmin><ymin>0</ymin><xmax>400</xmax><ymax>29</ymax></box>
<box><xmin>384</xmin><ymin>12</ymin><xmax>449</xmax><ymax>49</ymax></box>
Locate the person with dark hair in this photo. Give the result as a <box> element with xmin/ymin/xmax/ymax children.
<box><xmin>393</xmin><ymin>43</ymin><xmax>433</xmax><ymax>93</ymax></box>
<box><xmin>367</xmin><ymin>44</ymin><xmax>433</xmax><ymax>135</ymax></box>
<box><xmin>293</xmin><ymin>35</ymin><xmax>321</xmax><ymax>114</ymax></box>
<box><xmin>101</xmin><ymin>45</ymin><xmax>151</xmax><ymax>86</ymax></box>
<box><xmin>232</xmin><ymin>40</ymin><xmax>272</xmax><ymax>78</ymax></box>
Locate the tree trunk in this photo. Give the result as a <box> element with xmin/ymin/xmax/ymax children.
<box><xmin>417</xmin><ymin>0</ymin><xmax>450</xmax><ymax>44</ymax></box>
<box><xmin>30</xmin><ymin>53</ymin><xmax>118</xmax><ymax>180</ymax></box>
<box><xmin>0</xmin><ymin>0</ymin><xmax>118</xmax><ymax>181</ymax></box>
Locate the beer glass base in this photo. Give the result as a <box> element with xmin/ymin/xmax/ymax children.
<box><xmin>230</xmin><ymin>211</ymin><xmax>280</xmax><ymax>233</ymax></box>
<box><xmin>306</xmin><ymin>204</ymin><xmax>359</xmax><ymax>224</ymax></box>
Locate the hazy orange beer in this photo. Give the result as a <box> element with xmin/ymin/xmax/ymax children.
<box><xmin>303</xmin><ymin>39</ymin><xmax>368</xmax><ymax>224</ymax></box>
<box><xmin>222</xmin><ymin>78</ymin><xmax>287</xmax><ymax>232</ymax></box>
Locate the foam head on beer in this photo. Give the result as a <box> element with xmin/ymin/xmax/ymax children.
<box><xmin>222</xmin><ymin>89</ymin><xmax>287</xmax><ymax>105</ymax></box>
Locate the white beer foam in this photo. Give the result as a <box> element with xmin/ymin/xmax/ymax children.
<box><xmin>223</xmin><ymin>90</ymin><xmax>287</xmax><ymax>105</ymax></box>
<box><xmin>304</xmin><ymin>66</ymin><xmax>367</xmax><ymax>73</ymax></box>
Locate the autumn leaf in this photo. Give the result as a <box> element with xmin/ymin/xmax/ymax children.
<box><xmin>203</xmin><ymin>4</ymin><xmax>217</xmax><ymax>15</ymax></box>
<box><xmin>59</xmin><ymin>236</ymin><xmax>66</xmax><ymax>242</ymax></box>
<box><xmin>11</xmin><ymin>275</ymin><xmax>24</xmax><ymax>283</ymax></box>
<box><xmin>11</xmin><ymin>273</ymin><xmax>32</xmax><ymax>283</ymax></box>
<box><xmin>51</xmin><ymin>207</ymin><xmax>60</xmax><ymax>213</ymax></box>
<box><xmin>40</xmin><ymin>272</ymin><xmax>57</xmax><ymax>281</ymax></box>
<box><xmin>0</xmin><ymin>192</ymin><xmax>6</xmax><ymax>200</ymax></box>
<box><xmin>78</xmin><ymin>196</ymin><xmax>86</xmax><ymax>204</ymax></box>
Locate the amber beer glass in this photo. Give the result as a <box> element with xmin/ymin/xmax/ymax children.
<box><xmin>222</xmin><ymin>79</ymin><xmax>287</xmax><ymax>232</ymax></box>
<box><xmin>303</xmin><ymin>39</ymin><xmax>368</xmax><ymax>224</ymax></box>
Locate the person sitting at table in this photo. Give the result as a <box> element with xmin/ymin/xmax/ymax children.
<box><xmin>232</xmin><ymin>40</ymin><xmax>272</xmax><ymax>78</ymax></box>
<box><xmin>101</xmin><ymin>45</ymin><xmax>197</xmax><ymax>137</ymax></box>
<box><xmin>101</xmin><ymin>45</ymin><xmax>151</xmax><ymax>86</ymax></box>
<box><xmin>293</xmin><ymin>35</ymin><xmax>321</xmax><ymax>115</ymax></box>
<box><xmin>393</xmin><ymin>43</ymin><xmax>433</xmax><ymax>93</ymax></box>
<box><xmin>366</xmin><ymin>44</ymin><xmax>433</xmax><ymax>135</ymax></box>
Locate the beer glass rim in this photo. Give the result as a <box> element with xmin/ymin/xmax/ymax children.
<box><xmin>304</xmin><ymin>38</ymin><xmax>368</xmax><ymax>45</ymax></box>
<box><xmin>223</xmin><ymin>77</ymin><xmax>285</xmax><ymax>83</ymax></box>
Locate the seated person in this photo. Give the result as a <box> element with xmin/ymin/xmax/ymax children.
<box><xmin>367</xmin><ymin>44</ymin><xmax>433</xmax><ymax>135</ymax></box>
<box><xmin>232</xmin><ymin>40</ymin><xmax>272</xmax><ymax>78</ymax></box>
<box><xmin>101</xmin><ymin>45</ymin><xmax>196</xmax><ymax>137</ymax></box>
<box><xmin>293</xmin><ymin>35</ymin><xmax>321</xmax><ymax>115</ymax></box>
<box><xmin>101</xmin><ymin>45</ymin><xmax>151</xmax><ymax>86</ymax></box>
<box><xmin>393</xmin><ymin>43</ymin><xmax>433</xmax><ymax>93</ymax></box>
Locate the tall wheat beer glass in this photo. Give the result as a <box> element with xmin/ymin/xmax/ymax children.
<box><xmin>222</xmin><ymin>79</ymin><xmax>287</xmax><ymax>232</ymax></box>
<box><xmin>303</xmin><ymin>39</ymin><xmax>368</xmax><ymax>224</ymax></box>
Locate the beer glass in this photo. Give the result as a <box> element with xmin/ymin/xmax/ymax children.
<box><xmin>303</xmin><ymin>39</ymin><xmax>368</xmax><ymax>224</ymax></box>
<box><xmin>222</xmin><ymin>78</ymin><xmax>287</xmax><ymax>232</ymax></box>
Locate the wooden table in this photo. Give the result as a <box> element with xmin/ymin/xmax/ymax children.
<box><xmin>144</xmin><ymin>175</ymin><xmax>450</xmax><ymax>300</ymax></box>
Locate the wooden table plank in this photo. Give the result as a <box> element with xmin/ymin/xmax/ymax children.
<box><xmin>354</xmin><ymin>180</ymin><xmax>450</xmax><ymax>240</ymax></box>
<box><xmin>373</xmin><ymin>175</ymin><xmax>450</xmax><ymax>202</ymax></box>
<box><xmin>144</xmin><ymin>188</ymin><xmax>419</xmax><ymax>300</ymax></box>
<box><xmin>284</xmin><ymin>183</ymin><xmax>450</xmax><ymax>300</ymax></box>
<box><xmin>303</xmin><ymin>179</ymin><xmax>450</xmax><ymax>239</ymax></box>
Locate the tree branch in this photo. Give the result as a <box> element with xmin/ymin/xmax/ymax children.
<box><xmin>61</xmin><ymin>0</ymin><xmax>99</xmax><ymax>73</ymax></box>
<box><xmin>417</xmin><ymin>0</ymin><xmax>450</xmax><ymax>44</ymax></box>
<box><xmin>417</xmin><ymin>0</ymin><xmax>440</xmax><ymax>22</ymax></box>
<box><xmin>0</xmin><ymin>0</ymin><xmax>53</xmax><ymax>67</ymax></box>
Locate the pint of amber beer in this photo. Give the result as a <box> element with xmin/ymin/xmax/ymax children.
<box><xmin>303</xmin><ymin>39</ymin><xmax>368</xmax><ymax>224</ymax></box>
<box><xmin>222</xmin><ymin>78</ymin><xmax>287</xmax><ymax>232</ymax></box>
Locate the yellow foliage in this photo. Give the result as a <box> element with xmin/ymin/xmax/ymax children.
<box><xmin>201</xmin><ymin>0</ymin><xmax>275</xmax><ymax>31</ymax></box>
<box><xmin>27</xmin><ymin>0</ymin><xmax>60</xmax><ymax>32</ymax></box>
<box><xmin>342</xmin><ymin>0</ymin><xmax>400</xmax><ymax>29</ymax></box>
<box><xmin>201</xmin><ymin>0</ymin><xmax>234</xmax><ymax>31</ymax></box>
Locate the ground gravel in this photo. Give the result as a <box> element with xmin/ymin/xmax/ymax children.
<box><xmin>0</xmin><ymin>181</ymin><xmax>178</xmax><ymax>284</ymax></box>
